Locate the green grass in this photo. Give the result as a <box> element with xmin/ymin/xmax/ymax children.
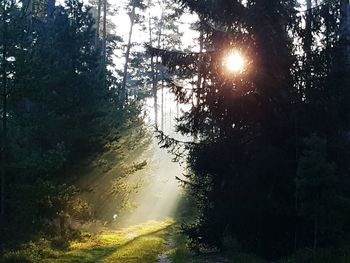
<box><xmin>6</xmin><ymin>219</ymin><xmax>349</xmax><ymax>263</ymax></box>
<box><xmin>104</xmin><ymin>236</ymin><xmax>167</xmax><ymax>263</ymax></box>
<box><xmin>167</xmin><ymin>229</ymin><xmax>193</xmax><ymax>263</ymax></box>
<box><xmin>1</xmin><ymin>219</ymin><xmax>174</xmax><ymax>263</ymax></box>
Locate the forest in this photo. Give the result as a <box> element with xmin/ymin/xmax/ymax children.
<box><xmin>1</xmin><ymin>0</ymin><xmax>350</xmax><ymax>262</ymax></box>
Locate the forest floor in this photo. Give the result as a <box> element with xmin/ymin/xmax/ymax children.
<box><xmin>1</xmin><ymin>219</ymin><xmax>267</xmax><ymax>263</ymax></box>
<box><xmin>7</xmin><ymin>218</ymin><xmax>343</xmax><ymax>263</ymax></box>
<box><xmin>2</xmin><ymin>220</ymin><xmax>173</xmax><ymax>263</ymax></box>
<box><xmin>42</xmin><ymin>220</ymin><xmax>175</xmax><ymax>263</ymax></box>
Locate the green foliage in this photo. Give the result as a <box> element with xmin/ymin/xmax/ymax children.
<box><xmin>67</xmin><ymin>198</ymin><xmax>94</xmax><ymax>221</ymax></box>
<box><xmin>1</xmin><ymin>220</ymin><xmax>173</xmax><ymax>263</ymax></box>
<box><xmin>1</xmin><ymin>251</ymin><xmax>37</xmax><ymax>263</ymax></box>
<box><xmin>168</xmin><ymin>231</ymin><xmax>193</xmax><ymax>263</ymax></box>
<box><xmin>279</xmin><ymin>247</ymin><xmax>350</xmax><ymax>263</ymax></box>
<box><xmin>153</xmin><ymin>0</ymin><xmax>350</xmax><ymax>259</ymax></box>
<box><xmin>0</xmin><ymin>239</ymin><xmax>59</xmax><ymax>263</ymax></box>
<box><xmin>51</xmin><ymin>237</ymin><xmax>70</xmax><ymax>250</ymax></box>
<box><xmin>296</xmin><ymin>134</ymin><xmax>337</xmax><ymax>220</ymax></box>
<box><xmin>1</xmin><ymin>0</ymin><xmax>140</xmax><ymax>249</ymax></box>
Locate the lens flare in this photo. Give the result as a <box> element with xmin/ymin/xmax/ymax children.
<box><xmin>225</xmin><ymin>51</ymin><xmax>245</xmax><ymax>73</ymax></box>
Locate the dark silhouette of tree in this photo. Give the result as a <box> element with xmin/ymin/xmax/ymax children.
<box><xmin>151</xmin><ymin>0</ymin><xmax>350</xmax><ymax>258</ymax></box>
<box><xmin>0</xmin><ymin>0</ymin><xmax>138</xmax><ymax>248</ymax></box>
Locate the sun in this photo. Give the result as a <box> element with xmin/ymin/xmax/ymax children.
<box><xmin>224</xmin><ymin>51</ymin><xmax>245</xmax><ymax>73</ymax></box>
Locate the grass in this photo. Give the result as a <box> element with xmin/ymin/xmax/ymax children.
<box><xmin>167</xmin><ymin>229</ymin><xmax>193</xmax><ymax>263</ymax></box>
<box><xmin>6</xmin><ymin>219</ymin><xmax>349</xmax><ymax>263</ymax></box>
<box><xmin>104</xmin><ymin>236</ymin><xmax>167</xmax><ymax>263</ymax></box>
<box><xmin>167</xmin><ymin>226</ymin><xmax>266</xmax><ymax>263</ymax></box>
<box><xmin>1</xmin><ymin>219</ymin><xmax>174</xmax><ymax>263</ymax></box>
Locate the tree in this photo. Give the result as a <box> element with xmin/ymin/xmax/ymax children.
<box><xmin>95</xmin><ymin>0</ymin><xmax>101</xmax><ymax>45</ymax></box>
<box><xmin>121</xmin><ymin>0</ymin><xmax>137</xmax><ymax>103</ymax></box>
<box><xmin>102</xmin><ymin>0</ymin><xmax>107</xmax><ymax>81</ymax></box>
<box><xmin>296</xmin><ymin>134</ymin><xmax>337</xmax><ymax>251</ymax></box>
<box><xmin>148</xmin><ymin>0</ymin><xmax>183</xmax><ymax>127</ymax></box>
<box><xmin>0</xmin><ymin>0</ymin><xmax>9</xmax><ymax>219</ymax></box>
<box><xmin>0</xmin><ymin>0</ymin><xmax>136</xmax><ymax>247</ymax></box>
<box><xmin>152</xmin><ymin>0</ymin><xmax>299</xmax><ymax>257</ymax></box>
<box><xmin>341</xmin><ymin>0</ymin><xmax>350</xmax><ymax>67</ymax></box>
<box><xmin>304</xmin><ymin>0</ymin><xmax>313</xmax><ymax>96</ymax></box>
<box><xmin>47</xmin><ymin>0</ymin><xmax>56</xmax><ymax>17</ymax></box>
<box><xmin>1</xmin><ymin>0</ymin><xmax>30</xmax><ymax>219</ymax></box>
<box><xmin>148</xmin><ymin>0</ymin><xmax>160</xmax><ymax>126</ymax></box>
<box><xmin>152</xmin><ymin>0</ymin><xmax>350</xmax><ymax>258</ymax></box>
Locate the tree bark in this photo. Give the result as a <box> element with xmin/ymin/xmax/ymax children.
<box><xmin>161</xmin><ymin>79</ymin><xmax>164</xmax><ymax>130</ymax></box>
<box><xmin>304</xmin><ymin>0</ymin><xmax>312</xmax><ymax>96</ymax></box>
<box><xmin>156</xmin><ymin>3</ymin><xmax>163</xmax><ymax>128</ymax></box>
<box><xmin>194</xmin><ymin>21</ymin><xmax>204</xmax><ymax>140</ymax></box>
<box><xmin>197</xmin><ymin>25</ymin><xmax>204</xmax><ymax>103</ymax></box>
<box><xmin>313</xmin><ymin>215</ymin><xmax>318</xmax><ymax>252</ymax></box>
<box><xmin>47</xmin><ymin>0</ymin><xmax>56</xmax><ymax>18</ymax></box>
<box><xmin>101</xmin><ymin>0</ymin><xmax>107</xmax><ymax>87</ymax></box>
<box><xmin>121</xmin><ymin>0</ymin><xmax>136</xmax><ymax>104</ymax></box>
<box><xmin>95</xmin><ymin>0</ymin><xmax>102</xmax><ymax>46</ymax></box>
<box><xmin>148</xmin><ymin>0</ymin><xmax>158</xmax><ymax>127</ymax></box>
<box><xmin>22</xmin><ymin>0</ymin><xmax>33</xmax><ymax>23</ymax></box>
<box><xmin>1</xmin><ymin>0</ymin><xmax>8</xmax><ymax>218</ymax></box>
<box><xmin>341</xmin><ymin>0</ymin><xmax>350</xmax><ymax>68</ymax></box>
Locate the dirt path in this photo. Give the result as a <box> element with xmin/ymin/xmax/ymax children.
<box><xmin>2</xmin><ymin>219</ymin><xmax>236</xmax><ymax>263</ymax></box>
<box><xmin>37</xmin><ymin>220</ymin><xmax>175</xmax><ymax>263</ymax></box>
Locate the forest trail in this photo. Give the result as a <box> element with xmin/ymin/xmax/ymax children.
<box><xmin>38</xmin><ymin>220</ymin><xmax>175</xmax><ymax>263</ymax></box>
<box><xmin>1</xmin><ymin>218</ymin><xmax>236</xmax><ymax>263</ymax></box>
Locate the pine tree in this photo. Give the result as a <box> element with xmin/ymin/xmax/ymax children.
<box><xmin>0</xmin><ymin>0</ymin><xmax>134</xmax><ymax>246</ymax></box>
<box><xmin>152</xmin><ymin>0</ymin><xmax>300</xmax><ymax>257</ymax></box>
<box><xmin>121</xmin><ymin>0</ymin><xmax>137</xmax><ymax>103</ymax></box>
<box><xmin>341</xmin><ymin>0</ymin><xmax>350</xmax><ymax>67</ymax></box>
<box><xmin>148</xmin><ymin>0</ymin><xmax>183</xmax><ymax>127</ymax></box>
<box><xmin>151</xmin><ymin>0</ymin><xmax>350</xmax><ymax>255</ymax></box>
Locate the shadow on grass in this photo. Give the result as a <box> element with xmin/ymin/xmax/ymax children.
<box><xmin>45</xmin><ymin>222</ymin><xmax>175</xmax><ymax>263</ymax></box>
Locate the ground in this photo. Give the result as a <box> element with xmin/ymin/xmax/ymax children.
<box><xmin>2</xmin><ymin>219</ymin><xmax>264</xmax><ymax>263</ymax></box>
<box><xmin>2</xmin><ymin>220</ymin><xmax>174</xmax><ymax>263</ymax></box>
<box><xmin>6</xmin><ymin>219</ymin><xmax>341</xmax><ymax>263</ymax></box>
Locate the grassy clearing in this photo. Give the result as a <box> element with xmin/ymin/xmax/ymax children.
<box><xmin>1</xmin><ymin>219</ymin><xmax>174</xmax><ymax>263</ymax></box>
<box><xmin>5</xmin><ymin>219</ymin><xmax>348</xmax><ymax>263</ymax></box>
<box><xmin>104</xmin><ymin>236</ymin><xmax>167</xmax><ymax>263</ymax></box>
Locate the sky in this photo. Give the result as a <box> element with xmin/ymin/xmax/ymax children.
<box><xmin>57</xmin><ymin>0</ymin><xmax>310</xmax><ymax>56</ymax></box>
<box><xmin>112</xmin><ymin>0</ymin><xmax>198</xmax><ymax>48</ymax></box>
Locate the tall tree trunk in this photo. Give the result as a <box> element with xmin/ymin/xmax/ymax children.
<box><xmin>304</xmin><ymin>0</ymin><xmax>312</xmax><ymax>97</ymax></box>
<box><xmin>148</xmin><ymin>0</ymin><xmax>158</xmax><ymax>127</ymax></box>
<box><xmin>176</xmin><ymin>101</ymin><xmax>179</xmax><ymax>119</ymax></box>
<box><xmin>156</xmin><ymin>3</ymin><xmax>164</xmax><ymax>128</ymax></box>
<box><xmin>341</xmin><ymin>0</ymin><xmax>350</xmax><ymax>68</ymax></box>
<box><xmin>121</xmin><ymin>0</ymin><xmax>136</xmax><ymax>104</ymax></box>
<box><xmin>197</xmin><ymin>25</ymin><xmax>204</xmax><ymax>103</ymax></box>
<box><xmin>47</xmin><ymin>0</ymin><xmax>55</xmax><ymax>18</ymax></box>
<box><xmin>1</xmin><ymin>0</ymin><xmax>8</xmax><ymax>220</ymax></box>
<box><xmin>102</xmin><ymin>0</ymin><xmax>107</xmax><ymax>58</ymax></box>
<box><xmin>95</xmin><ymin>0</ymin><xmax>102</xmax><ymax>46</ymax></box>
<box><xmin>194</xmin><ymin>21</ymin><xmax>204</xmax><ymax>140</ymax></box>
<box><xmin>1</xmin><ymin>53</ymin><xmax>7</xmax><ymax>220</ymax></box>
<box><xmin>313</xmin><ymin>215</ymin><xmax>318</xmax><ymax>252</ymax></box>
<box><xmin>22</xmin><ymin>0</ymin><xmax>33</xmax><ymax>23</ymax></box>
<box><xmin>161</xmin><ymin>80</ymin><xmax>164</xmax><ymax>130</ymax></box>
<box><xmin>101</xmin><ymin>0</ymin><xmax>107</xmax><ymax>87</ymax></box>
